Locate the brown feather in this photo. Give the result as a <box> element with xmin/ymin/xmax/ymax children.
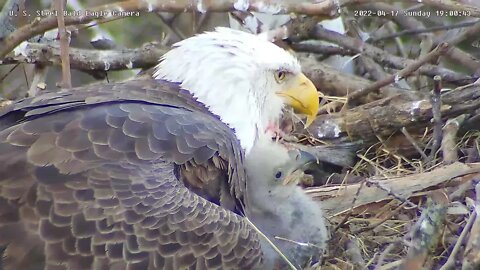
<box><xmin>0</xmin><ymin>79</ymin><xmax>264</xmax><ymax>270</ymax></box>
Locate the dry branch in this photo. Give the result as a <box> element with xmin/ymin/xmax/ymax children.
<box><xmin>309</xmin><ymin>162</ymin><xmax>480</xmax><ymax>216</ymax></box>
<box><xmin>310</xmin><ymin>26</ymin><xmax>474</xmax><ymax>84</ymax></box>
<box><xmin>2</xmin><ymin>40</ymin><xmax>395</xmax><ymax>105</ymax></box>
<box><xmin>300</xmin><ymin>57</ymin><xmax>410</xmax><ymax>100</ymax></box>
<box><xmin>1</xmin><ymin>42</ymin><xmax>168</xmax><ymax>72</ymax></box>
<box><xmin>444</xmin><ymin>47</ymin><xmax>480</xmax><ymax>76</ymax></box>
<box><xmin>341</xmin><ymin>0</ymin><xmax>480</xmax><ymax>18</ymax></box>
<box><xmin>2</xmin><ymin>2</ymin><xmax>480</xmax><ymax>269</ymax></box>
<box><xmin>401</xmin><ymin>127</ymin><xmax>428</xmax><ymax>160</ymax></box>
<box><xmin>462</xmin><ymin>182</ymin><xmax>480</xmax><ymax>270</ymax></box>
<box><xmin>436</xmin><ymin>20</ymin><xmax>480</xmax><ymax>47</ymax></box>
<box><xmin>55</xmin><ymin>0</ymin><xmax>71</xmax><ymax>88</ymax></box>
<box><xmin>0</xmin><ymin>0</ymin><xmax>339</xmax><ymax>58</ymax></box>
<box><xmin>402</xmin><ymin>192</ymin><xmax>448</xmax><ymax>270</ymax></box>
<box><xmin>306</xmin><ymin>83</ymin><xmax>480</xmax><ymax>143</ymax></box>
<box><xmin>361</xmin><ymin>3</ymin><xmax>480</xmax><ymax>75</ymax></box>
<box><xmin>439</xmin><ymin>205</ymin><xmax>475</xmax><ymax>270</ymax></box>
<box><xmin>27</xmin><ymin>64</ymin><xmax>47</xmax><ymax>97</ymax></box>
<box><xmin>371</xmin><ymin>21</ymin><xmax>480</xmax><ymax>43</ymax></box>
<box><xmin>441</xmin><ymin>115</ymin><xmax>467</xmax><ymax>163</ymax></box>
<box><xmin>348</xmin><ymin>43</ymin><xmax>450</xmax><ymax>103</ymax></box>
<box><xmin>362</xmin><ymin>2</ymin><xmax>427</xmax><ymax>35</ymax></box>
<box><xmin>430</xmin><ymin>75</ymin><xmax>443</xmax><ymax>162</ymax></box>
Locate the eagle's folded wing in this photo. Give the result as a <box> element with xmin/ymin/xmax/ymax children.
<box><xmin>0</xmin><ymin>81</ymin><xmax>263</xmax><ymax>270</ymax></box>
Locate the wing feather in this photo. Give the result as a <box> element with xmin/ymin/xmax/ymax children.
<box><xmin>0</xmin><ymin>80</ymin><xmax>264</xmax><ymax>269</ymax></box>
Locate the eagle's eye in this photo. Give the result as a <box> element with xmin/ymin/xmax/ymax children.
<box><xmin>275</xmin><ymin>171</ymin><xmax>283</xmax><ymax>179</ymax></box>
<box><xmin>274</xmin><ymin>70</ymin><xmax>286</xmax><ymax>83</ymax></box>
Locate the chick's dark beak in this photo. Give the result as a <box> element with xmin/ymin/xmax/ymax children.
<box><xmin>283</xmin><ymin>150</ymin><xmax>317</xmax><ymax>185</ymax></box>
<box><xmin>290</xmin><ymin>149</ymin><xmax>317</xmax><ymax>169</ymax></box>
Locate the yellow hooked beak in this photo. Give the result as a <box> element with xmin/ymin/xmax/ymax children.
<box><xmin>276</xmin><ymin>73</ymin><xmax>319</xmax><ymax>127</ymax></box>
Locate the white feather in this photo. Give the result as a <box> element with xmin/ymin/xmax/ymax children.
<box><xmin>153</xmin><ymin>27</ymin><xmax>301</xmax><ymax>153</ymax></box>
<box><xmin>245</xmin><ymin>138</ymin><xmax>329</xmax><ymax>266</ymax></box>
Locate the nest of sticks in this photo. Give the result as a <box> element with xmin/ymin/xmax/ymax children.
<box><xmin>297</xmin><ymin>89</ymin><xmax>480</xmax><ymax>269</ymax></box>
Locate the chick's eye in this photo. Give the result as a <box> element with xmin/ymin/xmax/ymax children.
<box><xmin>274</xmin><ymin>70</ymin><xmax>286</xmax><ymax>83</ymax></box>
<box><xmin>275</xmin><ymin>171</ymin><xmax>282</xmax><ymax>179</ymax></box>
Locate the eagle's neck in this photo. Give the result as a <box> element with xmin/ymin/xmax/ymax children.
<box><xmin>185</xmin><ymin>79</ymin><xmax>268</xmax><ymax>154</ymax></box>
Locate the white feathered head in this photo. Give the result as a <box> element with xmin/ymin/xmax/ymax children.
<box><xmin>154</xmin><ymin>27</ymin><xmax>319</xmax><ymax>153</ymax></box>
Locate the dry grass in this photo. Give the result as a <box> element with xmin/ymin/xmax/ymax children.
<box><xmin>306</xmin><ymin>129</ymin><xmax>480</xmax><ymax>269</ymax></box>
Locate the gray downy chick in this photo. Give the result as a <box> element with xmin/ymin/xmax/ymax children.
<box><xmin>245</xmin><ymin>139</ymin><xmax>330</xmax><ymax>269</ymax></box>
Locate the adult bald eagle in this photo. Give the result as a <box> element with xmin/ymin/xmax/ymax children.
<box><xmin>0</xmin><ymin>28</ymin><xmax>320</xmax><ymax>269</ymax></box>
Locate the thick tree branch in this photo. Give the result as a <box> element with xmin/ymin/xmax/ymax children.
<box><xmin>310</xmin><ymin>162</ymin><xmax>480</xmax><ymax>216</ymax></box>
<box><xmin>1</xmin><ymin>42</ymin><xmax>167</xmax><ymax>73</ymax></box>
<box><xmin>0</xmin><ymin>0</ymin><xmax>339</xmax><ymax>58</ymax></box>
<box><xmin>306</xmin><ymin>82</ymin><xmax>480</xmax><ymax>143</ymax></box>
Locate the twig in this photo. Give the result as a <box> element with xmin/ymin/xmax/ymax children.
<box><xmin>230</xmin><ymin>11</ymin><xmax>263</xmax><ymax>34</ymax></box>
<box><xmin>372</xmin><ymin>20</ymin><xmax>480</xmax><ymax>42</ymax></box>
<box><xmin>449</xmin><ymin>24</ymin><xmax>480</xmax><ymax>47</ymax></box>
<box><xmin>429</xmin><ymin>75</ymin><xmax>443</xmax><ymax>163</ymax></box>
<box><xmin>417</xmin><ymin>31</ymin><xmax>434</xmax><ymax>91</ymax></box>
<box><xmin>345</xmin><ymin>19</ymin><xmax>391</xmax><ymax>83</ymax></box>
<box><xmin>342</xmin><ymin>0</ymin><xmax>480</xmax><ymax>18</ymax></box>
<box><xmin>409</xmin><ymin>0</ymin><xmax>480</xmax><ymax>18</ymax></box>
<box><xmin>333</xmin><ymin>179</ymin><xmax>366</xmax><ymax>231</ymax></box>
<box><xmin>0</xmin><ymin>64</ymin><xmax>20</xmax><ymax>84</ymax></box>
<box><xmin>286</xmin><ymin>142</ymin><xmax>359</xmax><ymax>168</ymax></box>
<box><xmin>386</xmin><ymin>20</ymin><xmax>407</xmax><ymax>58</ymax></box>
<box><xmin>27</xmin><ymin>64</ymin><xmax>47</xmax><ymax>97</ymax></box>
<box><xmin>21</xmin><ymin>64</ymin><xmax>28</xmax><ymax>89</ymax></box>
<box><xmin>300</xmin><ymin>56</ymin><xmax>408</xmax><ymax>101</ymax></box>
<box><xmin>374</xmin><ymin>243</ymin><xmax>396</xmax><ymax>270</ymax></box>
<box><xmin>441</xmin><ymin>115</ymin><xmax>467</xmax><ymax>164</ymax></box>
<box><xmin>156</xmin><ymin>13</ymin><xmax>187</xmax><ymax>40</ymax></box>
<box><xmin>55</xmin><ymin>0</ymin><xmax>71</xmax><ymax>88</ymax></box>
<box><xmin>352</xmin><ymin>201</ymin><xmax>407</xmax><ymax>234</ymax></box>
<box><xmin>401</xmin><ymin>127</ymin><xmax>429</xmax><ymax>161</ymax></box>
<box><xmin>439</xmin><ymin>208</ymin><xmax>476</xmax><ymax>270</ymax></box>
<box><xmin>258</xmin><ymin>15</ymin><xmax>319</xmax><ymax>43</ymax></box>
<box><xmin>365</xmin><ymin>178</ymin><xmax>417</xmax><ymax>209</ymax></box>
<box><xmin>347</xmin><ymin>43</ymin><xmax>450</xmax><ymax>102</ymax></box>
<box><xmin>311</xmin><ymin>26</ymin><xmax>474</xmax><ymax>84</ymax></box>
<box><xmin>434</xmin><ymin>19</ymin><xmax>480</xmax><ymax>47</ymax></box>
<box><xmin>292</xmin><ymin>43</ymin><xmax>355</xmax><ymax>56</ymax></box>
<box><xmin>194</xmin><ymin>11</ymin><xmax>209</xmax><ymax>33</ymax></box>
<box><xmin>363</xmin><ymin>3</ymin><xmax>480</xmax><ymax>75</ymax></box>
<box><xmin>245</xmin><ymin>217</ymin><xmax>298</xmax><ymax>270</ymax></box>
<box><xmin>345</xmin><ymin>238</ymin><xmax>366</xmax><ymax>269</ymax></box>
<box><xmin>363</xmin><ymin>2</ymin><xmax>427</xmax><ymax>37</ymax></box>
<box><xmin>462</xmin><ymin>181</ymin><xmax>480</xmax><ymax>270</ymax></box>
<box><xmin>0</xmin><ymin>0</ymin><xmax>340</xmax><ymax>58</ymax></box>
